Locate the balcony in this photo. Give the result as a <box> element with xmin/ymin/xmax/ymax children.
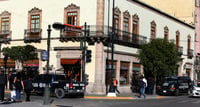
<box><xmin>83</xmin><ymin>25</ymin><xmax>147</xmax><ymax>48</ymax></box>
<box><xmin>24</xmin><ymin>28</ymin><xmax>42</xmax><ymax>43</ymax></box>
<box><xmin>188</xmin><ymin>49</ymin><xmax>193</xmax><ymax>59</ymax></box>
<box><xmin>0</xmin><ymin>30</ymin><xmax>12</xmax><ymax>44</ymax></box>
<box><xmin>178</xmin><ymin>46</ymin><xmax>183</xmax><ymax>56</ymax></box>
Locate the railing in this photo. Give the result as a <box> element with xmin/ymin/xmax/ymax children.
<box><xmin>0</xmin><ymin>30</ymin><xmax>12</xmax><ymax>43</ymax></box>
<box><xmin>81</xmin><ymin>25</ymin><xmax>147</xmax><ymax>47</ymax></box>
<box><xmin>24</xmin><ymin>28</ymin><xmax>42</xmax><ymax>43</ymax></box>
<box><xmin>188</xmin><ymin>49</ymin><xmax>193</xmax><ymax>59</ymax></box>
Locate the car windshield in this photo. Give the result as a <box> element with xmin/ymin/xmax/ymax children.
<box><xmin>164</xmin><ymin>78</ymin><xmax>177</xmax><ymax>83</ymax></box>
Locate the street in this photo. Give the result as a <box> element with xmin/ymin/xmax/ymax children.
<box><xmin>1</xmin><ymin>93</ymin><xmax>200</xmax><ymax>107</ymax></box>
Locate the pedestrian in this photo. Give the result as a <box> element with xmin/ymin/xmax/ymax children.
<box><xmin>138</xmin><ymin>76</ymin><xmax>147</xmax><ymax>99</ymax></box>
<box><xmin>0</xmin><ymin>71</ymin><xmax>6</xmax><ymax>102</ymax></box>
<box><xmin>14</xmin><ymin>72</ymin><xmax>24</xmax><ymax>102</ymax></box>
<box><xmin>113</xmin><ymin>78</ymin><xmax>120</xmax><ymax>95</ymax></box>
<box><xmin>23</xmin><ymin>76</ymin><xmax>33</xmax><ymax>101</ymax></box>
<box><xmin>9</xmin><ymin>72</ymin><xmax>17</xmax><ymax>102</ymax></box>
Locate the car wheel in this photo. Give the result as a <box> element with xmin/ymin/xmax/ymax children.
<box><xmin>55</xmin><ymin>88</ymin><xmax>65</xmax><ymax>99</ymax></box>
<box><xmin>175</xmin><ymin>89</ymin><xmax>179</xmax><ymax>96</ymax></box>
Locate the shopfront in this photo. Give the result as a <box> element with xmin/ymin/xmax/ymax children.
<box><xmin>60</xmin><ymin>59</ymin><xmax>81</xmax><ymax>82</ymax></box>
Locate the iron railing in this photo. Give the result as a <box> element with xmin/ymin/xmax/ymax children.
<box><xmin>0</xmin><ymin>30</ymin><xmax>12</xmax><ymax>43</ymax></box>
<box><xmin>24</xmin><ymin>28</ymin><xmax>42</xmax><ymax>43</ymax></box>
<box><xmin>61</xmin><ymin>25</ymin><xmax>147</xmax><ymax>47</ymax></box>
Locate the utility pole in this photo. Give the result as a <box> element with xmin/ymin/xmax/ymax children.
<box><xmin>43</xmin><ymin>25</ymin><xmax>51</xmax><ymax>105</ymax></box>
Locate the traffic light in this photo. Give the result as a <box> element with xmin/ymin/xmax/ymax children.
<box><xmin>86</xmin><ymin>49</ymin><xmax>92</xmax><ymax>63</ymax></box>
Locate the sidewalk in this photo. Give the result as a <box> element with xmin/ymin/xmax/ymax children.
<box><xmin>1</xmin><ymin>90</ymin><xmax>167</xmax><ymax>107</ymax></box>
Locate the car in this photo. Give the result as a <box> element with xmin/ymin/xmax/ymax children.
<box><xmin>31</xmin><ymin>74</ymin><xmax>85</xmax><ymax>98</ymax></box>
<box><xmin>157</xmin><ymin>76</ymin><xmax>192</xmax><ymax>96</ymax></box>
<box><xmin>189</xmin><ymin>82</ymin><xmax>200</xmax><ymax>97</ymax></box>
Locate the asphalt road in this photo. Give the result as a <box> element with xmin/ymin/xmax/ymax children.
<box><xmin>1</xmin><ymin>93</ymin><xmax>200</xmax><ymax>107</ymax></box>
<box><xmin>52</xmin><ymin>96</ymin><xmax>200</xmax><ymax>107</ymax></box>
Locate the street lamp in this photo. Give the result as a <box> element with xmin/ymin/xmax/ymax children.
<box><xmin>43</xmin><ymin>25</ymin><xmax>51</xmax><ymax>105</ymax></box>
<box><xmin>107</xmin><ymin>0</ymin><xmax>116</xmax><ymax>96</ymax></box>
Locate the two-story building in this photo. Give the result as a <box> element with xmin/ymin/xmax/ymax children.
<box><xmin>0</xmin><ymin>0</ymin><xmax>195</xmax><ymax>94</ymax></box>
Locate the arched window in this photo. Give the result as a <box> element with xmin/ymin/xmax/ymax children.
<box><xmin>64</xmin><ymin>3</ymin><xmax>80</xmax><ymax>26</ymax></box>
<box><xmin>123</xmin><ymin>10</ymin><xmax>130</xmax><ymax>41</ymax></box>
<box><xmin>132</xmin><ymin>14</ymin><xmax>139</xmax><ymax>43</ymax></box>
<box><xmin>164</xmin><ymin>26</ymin><xmax>169</xmax><ymax>40</ymax></box>
<box><xmin>176</xmin><ymin>30</ymin><xmax>180</xmax><ymax>49</ymax></box>
<box><xmin>187</xmin><ymin>35</ymin><xmax>191</xmax><ymax>56</ymax></box>
<box><xmin>150</xmin><ymin>21</ymin><xmax>156</xmax><ymax>39</ymax></box>
<box><xmin>114</xmin><ymin>7</ymin><xmax>121</xmax><ymax>40</ymax></box>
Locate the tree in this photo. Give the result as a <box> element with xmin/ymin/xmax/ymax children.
<box><xmin>2</xmin><ymin>45</ymin><xmax>38</xmax><ymax>70</ymax></box>
<box><xmin>137</xmin><ymin>38</ymin><xmax>180</xmax><ymax>93</ymax></box>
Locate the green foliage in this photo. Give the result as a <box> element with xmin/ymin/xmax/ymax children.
<box><xmin>2</xmin><ymin>45</ymin><xmax>38</xmax><ymax>63</ymax></box>
<box><xmin>138</xmin><ymin>38</ymin><xmax>179</xmax><ymax>77</ymax></box>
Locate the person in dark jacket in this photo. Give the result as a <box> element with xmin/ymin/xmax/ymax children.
<box><xmin>15</xmin><ymin>72</ymin><xmax>24</xmax><ymax>102</ymax></box>
<box><xmin>0</xmin><ymin>71</ymin><xmax>6</xmax><ymax>102</ymax></box>
<box><xmin>23</xmin><ymin>76</ymin><xmax>33</xmax><ymax>101</ymax></box>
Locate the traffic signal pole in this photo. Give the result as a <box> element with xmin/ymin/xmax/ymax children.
<box><xmin>82</xmin><ymin>22</ymin><xmax>87</xmax><ymax>82</ymax></box>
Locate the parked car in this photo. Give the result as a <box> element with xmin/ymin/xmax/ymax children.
<box><xmin>189</xmin><ymin>82</ymin><xmax>200</xmax><ymax>97</ymax></box>
<box><xmin>31</xmin><ymin>74</ymin><xmax>85</xmax><ymax>98</ymax></box>
<box><xmin>157</xmin><ymin>76</ymin><xmax>192</xmax><ymax>96</ymax></box>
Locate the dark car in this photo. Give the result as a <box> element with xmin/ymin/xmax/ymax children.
<box><xmin>157</xmin><ymin>76</ymin><xmax>192</xmax><ymax>96</ymax></box>
<box><xmin>31</xmin><ymin>74</ymin><xmax>85</xmax><ymax>98</ymax></box>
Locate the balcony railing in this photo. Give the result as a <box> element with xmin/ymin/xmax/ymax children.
<box><xmin>24</xmin><ymin>28</ymin><xmax>42</xmax><ymax>43</ymax></box>
<box><xmin>0</xmin><ymin>30</ymin><xmax>12</xmax><ymax>43</ymax></box>
<box><xmin>188</xmin><ymin>49</ymin><xmax>193</xmax><ymax>59</ymax></box>
<box><xmin>83</xmin><ymin>25</ymin><xmax>147</xmax><ymax>47</ymax></box>
<box><xmin>178</xmin><ymin>46</ymin><xmax>183</xmax><ymax>56</ymax></box>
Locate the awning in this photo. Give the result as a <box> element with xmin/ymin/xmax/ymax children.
<box><xmin>61</xmin><ymin>59</ymin><xmax>81</xmax><ymax>65</ymax></box>
<box><xmin>0</xmin><ymin>59</ymin><xmax>15</xmax><ymax>67</ymax></box>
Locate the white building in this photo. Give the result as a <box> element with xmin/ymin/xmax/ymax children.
<box><xmin>0</xmin><ymin>0</ymin><xmax>195</xmax><ymax>94</ymax></box>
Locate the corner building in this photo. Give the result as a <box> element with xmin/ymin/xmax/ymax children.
<box><xmin>0</xmin><ymin>0</ymin><xmax>195</xmax><ymax>95</ymax></box>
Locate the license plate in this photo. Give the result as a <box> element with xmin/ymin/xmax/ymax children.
<box><xmin>163</xmin><ymin>90</ymin><xmax>167</xmax><ymax>93</ymax></box>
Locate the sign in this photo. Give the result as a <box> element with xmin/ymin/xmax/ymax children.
<box><xmin>64</xmin><ymin>24</ymin><xmax>82</xmax><ymax>33</ymax></box>
<box><xmin>41</xmin><ymin>50</ymin><xmax>48</xmax><ymax>61</ymax></box>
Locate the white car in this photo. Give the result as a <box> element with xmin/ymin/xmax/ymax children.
<box><xmin>190</xmin><ymin>82</ymin><xmax>200</xmax><ymax>97</ymax></box>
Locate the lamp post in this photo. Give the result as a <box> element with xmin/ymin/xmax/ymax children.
<box><xmin>43</xmin><ymin>25</ymin><xmax>51</xmax><ymax>105</ymax></box>
<box><xmin>107</xmin><ymin>0</ymin><xmax>115</xmax><ymax>96</ymax></box>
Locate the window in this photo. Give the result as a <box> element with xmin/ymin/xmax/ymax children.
<box><xmin>1</xmin><ymin>17</ymin><xmax>9</xmax><ymax>34</ymax></box>
<box><xmin>176</xmin><ymin>31</ymin><xmax>180</xmax><ymax>48</ymax></box>
<box><xmin>150</xmin><ymin>21</ymin><xmax>156</xmax><ymax>39</ymax></box>
<box><xmin>123</xmin><ymin>10</ymin><xmax>130</xmax><ymax>41</ymax></box>
<box><xmin>123</xmin><ymin>17</ymin><xmax>129</xmax><ymax>32</ymax></box>
<box><xmin>64</xmin><ymin>4</ymin><xmax>80</xmax><ymax>26</ymax></box>
<box><xmin>113</xmin><ymin>7</ymin><xmax>121</xmax><ymax>39</ymax></box>
<box><xmin>0</xmin><ymin>11</ymin><xmax>11</xmax><ymax>43</ymax></box>
<box><xmin>30</xmin><ymin>14</ymin><xmax>40</xmax><ymax>33</ymax></box>
<box><xmin>187</xmin><ymin>35</ymin><xmax>191</xmax><ymax>56</ymax></box>
<box><xmin>164</xmin><ymin>26</ymin><xmax>169</xmax><ymax>40</ymax></box>
<box><xmin>67</xmin><ymin>12</ymin><xmax>77</xmax><ymax>25</ymax></box>
<box><xmin>28</xmin><ymin>7</ymin><xmax>42</xmax><ymax>33</ymax></box>
<box><xmin>132</xmin><ymin>14</ymin><xmax>139</xmax><ymax>42</ymax></box>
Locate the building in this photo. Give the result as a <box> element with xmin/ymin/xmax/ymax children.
<box><xmin>0</xmin><ymin>0</ymin><xmax>195</xmax><ymax>94</ymax></box>
<box><xmin>139</xmin><ymin>0</ymin><xmax>200</xmax><ymax>82</ymax></box>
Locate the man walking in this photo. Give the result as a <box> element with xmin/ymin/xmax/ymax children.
<box><xmin>138</xmin><ymin>76</ymin><xmax>147</xmax><ymax>99</ymax></box>
<box><xmin>0</xmin><ymin>71</ymin><xmax>6</xmax><ymax>102</ymax></box>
